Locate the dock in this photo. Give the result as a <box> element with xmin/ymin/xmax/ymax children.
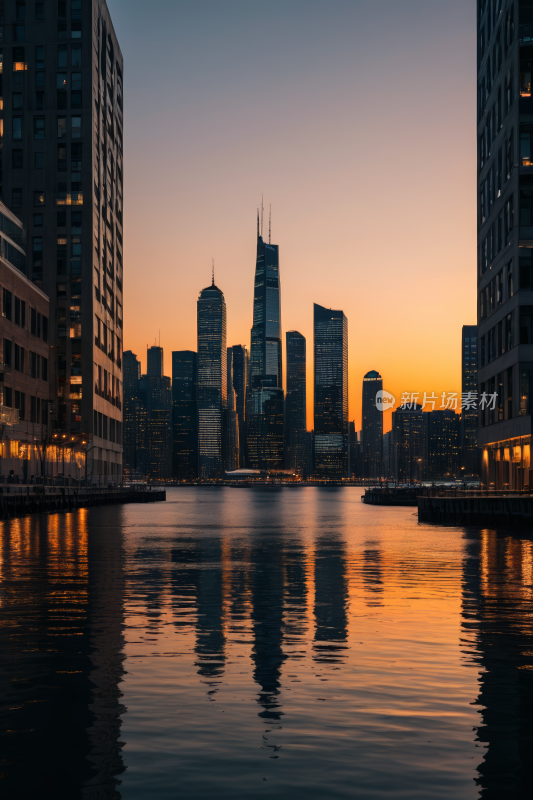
<box><xmin>418</xmin><ymin>491</ymin><xmax>533</xmax><ymax>530</ymax></box>
<box><xmin>0</xmin><ymin>486</ymin><xmax>166</xmax><ymax>520</ymax></box>
<box><xmin>362</xmin><ymin>487</ymin><xmax>419</xmax><ymax>506</ymax></box>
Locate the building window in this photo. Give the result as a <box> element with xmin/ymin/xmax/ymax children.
<box><xmin>57</xmin><ymin>209</ymin><xmax>67</xmax><ymax>226</ymax></box>
<box><xmin>4</xmin><ymin>387</ymin><xmax>13</xmax><ymax>408</ymax></box>
<box><xmin>72</xmin><ymin>209</ymin><xmax>82</xmax><ymax>232</ymax></box>
<box><xmin>3</xmin><ymin>339</ymin><xmax>12</xmax><ymax>368</ymax></box>
<box><xmin>57</xmin><ymin>143</ymin><xmax>67</xmax><ymax>171</ymax></box>
<box><xmin>42</xmin><ymin>356</ymin><xmax>48</xmax><ymax>381</ymax></box>
<box><xmin>71</xmin><ymin>0</ymin><xmax>82</xmax><ymax>38</ymax></box>
<box><xmin>12</xmin><ymin>149</ymin><xmax>23</xmax><ymax>169</ymax></box>
<box><xmin>33</xmin><ymin>191</ymin><xmax>44</xmax><ymax>206</ymax></box>
<box><xmin>13</xmin><ymin>25</ymin><xmax>25</xmax><ymax>44</ymax></box>
<box><xmin>35</xmin><ymin>44</ymin><xmax>44</xmax><ymax>69</ymax></box>
<box><xmin>36</xmin><ymin>70</ymin><xmax>44</xmax><ymax>86</ymax></box>
<box><xmin>34</xmin><ymin>117</ymin><xmax>45</xmax><ymax>140</ymax></box>
<box><xmin>2</xmin><ymin>289</ymin><xmax>12</xmax><ymax>320</ymax></box>
<box><xmin>57</xmin><ymin>45</ymin><xmax>67</xmax><ymax>69</ymax></box>
<box><xmin>33</xmin><ymin>237</ymin><xmax>43</xmax><ymax>273</ymax></box>
<box><xmin>12</xmin><ymin>189</ymin><xmax>22</xmax><ymax>209</ymax></box>
<box><xmin>57</xmin><ymin>236</ymin><xmax>67</xmax><ymax>273</ymax></box>
<box><xmin>34</xmin><ymin>151</ymin><xmax>44</xmax><ymax>169</ymax></box>
<box><xmin>71</xmin><ymin>72</ymin><xmax>81</xmax><ymax>108</ymax></box>
<box><xmin>12</xmin><ymin>92</ymin><xmax>23</xmax><ymax>110</ymax></box>
<box><xmin>57</xmin><ymin>117</ymin><xmax>66</xmax><ymax>138</ymax></box>
<box><xmin>72</xmin><ymin>45</ymin><xmax>81</xmax><ymax>67</ymax></box>
<box><xmin>33</xmin><ymin>212</ymin><xmax>43</xmax><ymax>226</ymax></box>
<box><xmin>36</xmin><ymin>3</ymin><xmax>44</xmax><ymax>20</ymax></box>
<box><xmin>12</xmin><ymin>118</ymin><xmax>22</xmax><ymax>140</ymax></box>
<box><xmin>71</xmin><ymin>116</ymin><xmax>81</xmax><ymax>138</ymax></box>
<box><xmin>35</xmin><ymin>92</ymin><xmax>44</xmax><ymax>110</ymax></box>
<box><xmin>43</xmin><ymin>317</ymin><xmax>48</xmax><ymax>344</ymax></box>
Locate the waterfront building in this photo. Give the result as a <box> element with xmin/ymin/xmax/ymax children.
<box><xmin>138</xmin><ymin>346</ymin><xmax>171</xmax><ymax>481</ymax></box>
<box><xmin>228</xmin><ymin>344</ymin><xmax>247</xmax><ymax>468</ymax></box>
<box><xmin>2</xmin><ymin>0</ymin><xmax>124</xmax><ymax>481</ymax></box>
<box><xmin>123</xmin><ymin>349</ymin><xmax>140</xmax><ymax>477</ymax></box>
<box><xmin>197</xmin><ymin>280</ymin><xmax>227</xmax><ymax>480</ymax></box>
<box><xmin>461</xmin><ymin>325</ymin><xmax>479</xmax><ymax>476</ymax></box>
<box><xmin>349</xmin><ymin>422</ymin><xmax>363</xmax><ymax>480</ymax></box>
<box><xmin>382</xmin><ymin>429</ymin><xmax>394</xmax><ymax>480</ymax></box>
<box><xmin>477</xmin><ymin>2</ymin><xmax>533</xmax><ymax>489</ymax></box>
<box><xmin>313</xmin><ymin>303</ymin><xmax>348</xmax><ymax>478</ymax></box>
<box><xmin>424</xmin><ymin>409</ymin><xmax>460</xmax><ymax>480</ymax></box>
<box><xmin>225</xmin><ymin>348</ymin><xmax>239</xmax><ymax>471</ymax></box>
<box><xmin>392</xmin><ymin>404</ymin><xmax>425</xmax><ymax>482</ymax></box>
<box><xmin>362</xmin><ymin>370</ymin><xmax>383</xmax><ymax>480</ymax></box>
<box><xmin>172</xmin><ymin>350</ymin><xmax>198</xmax><ymax>481</ymax></box>
<box><xmin>285</xmin><ymin>331</ymin><xmax>307</xmax><ymax>473</ymax></box>
<box><xmin>247</xmin><ymin>212</ymin><xmax>284</xmax><ymax>469</ymax></box>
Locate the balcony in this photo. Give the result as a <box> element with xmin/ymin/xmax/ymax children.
<box><xmin>0</xmin><ymin>405</ymin><xmax>20</xmax><ymax>425</ymax></box>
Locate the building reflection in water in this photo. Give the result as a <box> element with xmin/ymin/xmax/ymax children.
<box><xmin>313</xmin><ymin>533</ymin><xmax>348</xmax><ymax>664</ymax></box>
<box><xmin>0</xmin><ymin>508</ymin><xmax>126</xmax><ymax>800</ymax></box>
<box><xmin>462</xmin><ymin>529</ymin><xmax>533</xmax><ymax>799</ymax></box>
<box><xmin>194</xmin><ymin>537</ymin><xmax>226</xmax><ymax>689</ymax></box>
<box><xmin>362</xmin><ymin>541</ymin><xmax>384</xmax><ymax>607</ymax></box>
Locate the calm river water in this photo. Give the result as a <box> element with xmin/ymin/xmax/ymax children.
<box><xmin>0</xmin><ymin>488</ymin><xmax>532</xmax><ymax>799</ymax></box>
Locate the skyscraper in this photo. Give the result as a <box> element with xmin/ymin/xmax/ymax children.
<box><xmin>247</xmin><ymin>211</ymin><xmax>284</xmax><ymax>470</ymax></box>
<box><xmin>362</xmin><ymin>370</ymin><xmax>383</xmax><ymax>480</ymax></box>
<box><xmin>225</xmin><ymin>348</ymin><xmax>240</xmax><ymax>471</ymax></box>
<box><xmin>425</xmin><ymin>409</ymin><xmax>460</xmax><ymax>480</ymax></box>
<box><xmin>313</xmin><ymin>303</ymin><xmax>348</xmax><ymax>478</ymax></box>
<box><xmin>2</xmin><ymin>0</ymin><xmax>124</xmax><ymax>481</ymax></box>
<box><xmin>461</xmin><ymin>325</ymin><xmax>479</xmax><ymax>476</ymax></box>
<box><xmin>138</xmin><ymin>346</ymin><xmax>172</xmax><ymax>481</ymax></box>
<box><xmin>197</xmin><ymin>279</ymin><xmax>227</xmax><ymax>480</ymax></box>
<box><xmin>123</xmin><ymin>350</ymin><xmax>140</xmax><ymax>478</ymax></box>
<box><xmin>228</xmin><ymin>344</ymin><xmax>248</xmax><ymax>468</ymax></box>
<box><xmin>477</xmin><ymin>3</ymin><xmax>533</xmax><ymax>489</ymax></box>
<box><xmin>147</xmin><ymin>345</ymin><xmax>164</xmax><ymax>378</ymax></box>
<box><xmin>392</xmin><ymin>404</ymin><xmax>425</xmax><ymax>483</ymax></box>
<box><xmin>285</xmin><ymin>331</ymin><xmax>307</xmax><ymax>473</ymax></box>
<box><xmin>172</xmin><ymin>350</ymin><xmax>198</xmax><ymax>481</ymax></box>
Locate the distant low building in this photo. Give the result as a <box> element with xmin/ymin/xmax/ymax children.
<box><xmin>392</xmin><ymin>404</ymin><xmax>425</xmax><ymax>482</ymax></box>
<box><xmin>425</xmin><ymin>409</ymin><xmax>460</xmax><ymax>480</ymax></box>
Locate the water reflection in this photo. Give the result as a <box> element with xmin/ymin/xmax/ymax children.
<box><xmin>0</xmin><ymin>489</ymin><xmax>532</xmax><ymax>799</ymax></box>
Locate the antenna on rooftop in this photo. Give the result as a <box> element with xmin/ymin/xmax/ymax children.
<box><xmin>261</xmin><ymin>194</ymin><xmax>264</xmax><ymax>238</ymax></box>
<box><xmin>212</xmin><ymin>258</ymin><xmax>215</xmax><ymax>286</ymax></box>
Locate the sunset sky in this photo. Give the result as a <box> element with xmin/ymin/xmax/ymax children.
<box><xmin>110</xmin><ymin>0</ymin><xmax>477</xmax><ymax>431</ymax></box>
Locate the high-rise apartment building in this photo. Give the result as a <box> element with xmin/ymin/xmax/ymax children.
<box><xmin>461</xmin><ymin>325</ymin><xmax>479</xmax><ymax>475</ymax></box>
<box><xmin>247</xmin><ymin>212</ymin><xmax>284</xmax><ymax>469</ymax></box>
<box><xmin>1</xmin><ymin>0</ymin><xmax>124</xmax><ymax>481</ymax></box>
<box><xmin>477</xmin><ymin>1</ymin><xmax>533</xmax><ymax>489</ymax></box>
<box><xmin>197</xmin><ymin>279</ymin><xmax>226</xmax><ymax>480</ymax></box>
<box><xmin>425</xmin><ymin>409</ymin><xmax>460</xmax><ymax>480</ymax></box>
<box><xmin>362</xmin><ymin>370</ymin><xmax>383</xmax><ymax>480</ymax></box>
<box><xmin>172</xmin><ymin>350</ymin><xmax>198</xmax><ymax>481</ymax></box>
<box><xmin>285</xmin><ymin>331</ymin><xmax>306</xmax><ymax>473</ymax></box>
<box><xmin>313</xmin><ymin>303</ymin><xmax>348</xmax><ymax>478</ymax></box>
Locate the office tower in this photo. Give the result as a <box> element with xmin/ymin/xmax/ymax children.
<box><xmin>197</xmin><ymin>279</ymin><xmax>227</xmax><ymax>480</ymax></box>
<box><xmin>247</xmin><ymin>211</ymin><xmax>284</xmax><ymax>470</ymax></box>
<box><xmin>461</xmin><ymin>325</ymin><xmax>479</xmax><ymax>476</ymax></box>
<box><xmin>425</xmin><ymin>409</ymin><xmax>460</xmax><ymax>480</ymax></box>
<box><xmin>224</xmin><ymin>348</ymin><xmax>239</xmax><ymax>471</ymax></box>
<box><xmin>362</xmin><ymin>370</ymin><xmax>383</xmax><ymax>480</ymax></box>
<box><xmin>228</xmin><ymin>344</ymin><xmax>247</xmax><ymax>468</ymax></box>
<box><xmin>349</xmin><ymin>423</ymin><xmax>363</xmax><ymax>480</ymax></box>
<box><xmin>285</xmin><ymin>331</ymin><xmax>307</xmax><ymax>473</ymax></box>
<box><xmin>123</xmin><ymin>349</ymin><xmax>140</xmax><ymax>477</ymax></box>
<box><xmin>392</xmin><ymin>404</ymin><xmax>425</xmax><ymax>482</ymax></box>
<box><xmin>2</xmin><ymin>0</ymin><xmax>124</xmax><ymax>481</ymax></box>
<box><xmin>477</xmin><ymin>3</ymin><xmax>533</xmax><ymax>489</ymax></box>
<box><xmin>138</xmin><ymin>346</ymin><xmax>171</xmax><ymax>481</ymax></box>
<box><xmin>147</xmin><ymin>345</ymin><xmax>164</xmax><ymax>378</ymax></box>
<box><xmin>313</xmin><ymin>303</ymin><xmax>348</xmax><ymax>478</ymax></box>
<box><xmin>172</xmin><ymin>350</ymin><xmax>198</xmax><ymax>481</ymax></box>
<box><xmin>382</xmin><ymin>429</ymin><xmax>394</xmax><ymax>480</ymax></box>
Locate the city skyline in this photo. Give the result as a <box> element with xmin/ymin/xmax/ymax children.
<box><xmin>112</xmin><ymin>0</ymin><xmax>477</xmax><ymax>431</ymax></box>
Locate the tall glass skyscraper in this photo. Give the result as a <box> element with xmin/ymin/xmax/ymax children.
<box><xmin>228</xmin><ymin>344</ymin><xmax>248</xmax><ymax>468</ymax></box>
<box><xmin>247</xmin><ymin>214</ymin><xmax>284</xmax><ymax>469</ymax></box>
<box><xmin>313</xmin><ymin>303</ymin><xmax>348</xmax><ymax>478</ymax></box>
<box><xmin>197</xmin><ymin>280</ymin><xmax>227</xmax><ymax>480</ymax></box>
<box><xmin>285</xmin><ymin>331</ymin><xmax>307</xmax><ymax>473</ymax></box>
<box><xmin>461</xmin><ymin>325</ymin><xmax>479</xmax><ymax>476</ymax></box>
<box><xmin>172</xmin><ymin>350</ymin><xmax>198</xmax><ymax>481</ymax></box>
<box><xmin>362</xmin><ymin>370</ymin><xmax>383</xmax><ymax>480</ymax></box>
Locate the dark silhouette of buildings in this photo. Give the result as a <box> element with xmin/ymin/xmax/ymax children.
<box><xmin>197</xmin><ymin>280</ymin><xmax>227</xmax><ymax>480</ymax></box>
<box><xmin>349</xmin><ymin>422</ymin><xmax>363</xmax><ymax>480</ymax></box>
<box><xmin>461</xmin><ymin>325</ymin><xmax>479</xmax><ymax>476</ymax></box>
<box><xmin>139</xmin><ymin>346</ymin><xmax>172</xmax><ymax>481</ymax></box>
<box><xmin>123</xmin><ymin>350</ymin><xmax>141</xmax><ymax>478</ymax></box>
<box><xmin>382</xmin><ymin>429</ymin><xmax>394</xmax><ymax>480</ymax></box>
<box><xmin>2</xmin><ymin>0</ymin><xmax>124</xmax><ymax>478</ymax></box>
<box><xmin>224</xmin><ymin>348</ymin><xmax>240</xmax><ymax>471</ymax></box>
<box><xmin>313</xmin><ymin>303</ymin><xmax>348</xmax><ymax>478</ymax></box>
<box><xmin>285</xmin><ymin>331</ymin><xmax>307</xmax><ymax>473</ymax></box>
<box><xmin>362</xmin><ymin>370</ymin><xmax>383</xmax><ymax>480</ymax></box>
<box><xmin>247</xmin><ymin>211</ymin><xmax>284</xmax><ymax>470</ymax></box>
<box><xmin>172</xmin><ymin>350</ymin><xmax>198</xmax><ymax>481</ymax></box>
<box><xmin>477</xmin><ymin>3</ymin><xmax>533</xmax><ymax>489</ymax></box>
<box><xmin>425</xmin><ymin>409</ymin><xmax>460</xmax><ymax>479</ymax></box>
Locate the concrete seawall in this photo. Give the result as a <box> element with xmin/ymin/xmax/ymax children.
<box><xmin>418</xmin><ymin>495</ymin><xmax>533</xmax><ymax>530</ymax></box>
<box><xmin>0</xmin><ymin>488</ymin><xmax>166</xmax><ymax>520</ymax></box>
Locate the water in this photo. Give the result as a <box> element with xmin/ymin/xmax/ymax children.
<box><xmin>1</xmin><ymin>488</ymin><xmax>532</xmax><ymax>800</ymax></box>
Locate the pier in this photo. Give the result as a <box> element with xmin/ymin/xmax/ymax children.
<box><xmin>418</xmin><ymin>491</ymin><xmax>533</xmax><ymax>530</ymax></box>
<box><xmin>0</xmin><ymin>486</ymin><xmax>166</xmax><ymax>520</ymax></box>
